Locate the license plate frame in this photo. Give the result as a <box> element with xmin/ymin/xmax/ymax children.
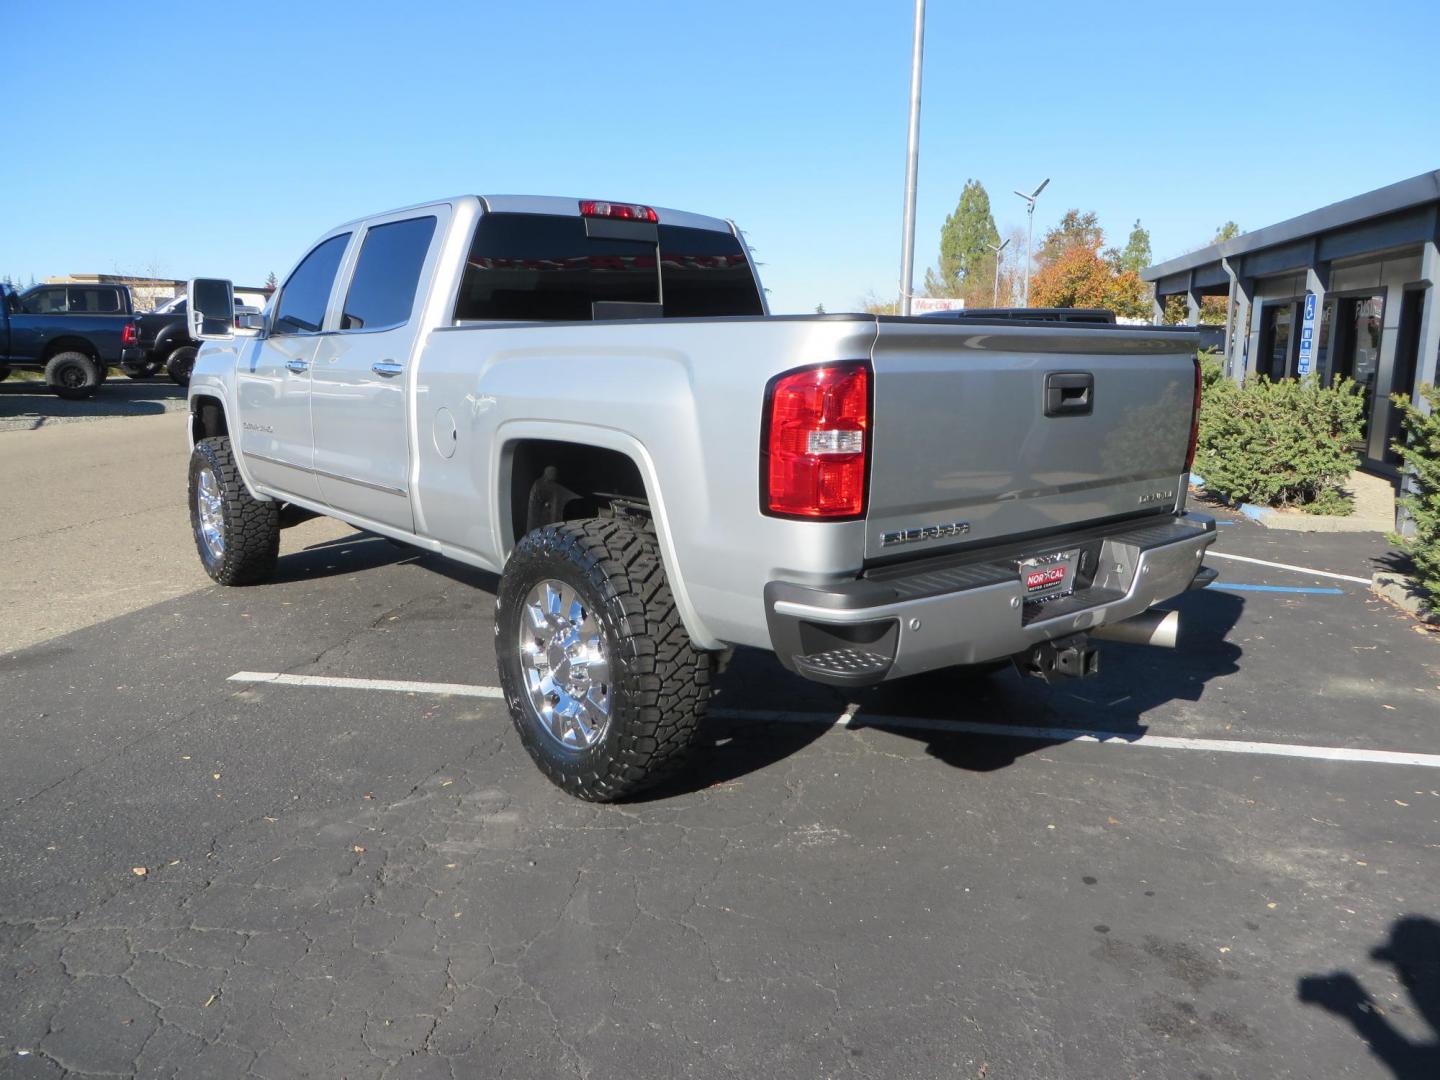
<box><xmin>1019</xmin><ymin>548</ymin><xmax>1081</xmax><ymax>605</ymax></box>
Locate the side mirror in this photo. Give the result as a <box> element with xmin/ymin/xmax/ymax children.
<box><xmin>187</xmin><ymin>278</ymin><xmax>235</xmax><ymax>340</ymax></box>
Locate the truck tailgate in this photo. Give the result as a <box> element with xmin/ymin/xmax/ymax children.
<box><xmin>865</xmin><ymin>321</ymin><xmax>1197</xmax><ymax>560</ymax></box>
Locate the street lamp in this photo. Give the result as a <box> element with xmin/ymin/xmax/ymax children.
<box><xmin>1013</xmin><ymin>177</ymin><xmax>1050</xmax><ymax>306</ymax></box>
<box><xmin>986</xmin><ymin>237</ymin><xmax>1011</xmax><ymax>307</ymax></box>
<box><xmin>897</xmin><ymin>0</ymin><xmax>926</xmax><ymax>316</ymax></box>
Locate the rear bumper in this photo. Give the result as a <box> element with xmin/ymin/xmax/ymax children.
<box><xmin>765</xmin><ymin>513</ymin><xmax>1217</xmax><ymax>686</ymax></box>
<box><xmin>120</xmin><ymin>347</ymin><xmax>144</xmax><ymax>364</ymax></box>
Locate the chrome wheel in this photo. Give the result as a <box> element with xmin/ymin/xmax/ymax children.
<box><xmin>196</xmin><ymin>465</ymin><xmax>225</xmax><ymax>562</ymax></box>
<box><xmin>517</xmin><ymin>578</ymin><xmax>611</xmax><ymax>750</ymax></box>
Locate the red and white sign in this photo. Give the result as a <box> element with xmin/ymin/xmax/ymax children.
<box><xmin>1025</xmin><ymin>566</ymin><xmax>1068</xmax><ymax>593</ymax></box>
<box><xmin>911</xmin><ymin>297</ymin><xmax>965</xmax><ymax>314</ymax></box>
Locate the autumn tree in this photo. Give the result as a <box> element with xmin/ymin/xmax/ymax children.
<box><xmin>1213</xmin><ymin>221</ymin><xmax>1241</xmax><ymax>243</ymax></box>
<box><xmin>1037</xmin><ymin>209</ymin><xmax>1104</xmax><ymax>267</ymax></box>
<box><xmin>1030</xmin><ymin>243</ymin><xmax>1149</xmax><ymax>319</ymax></box>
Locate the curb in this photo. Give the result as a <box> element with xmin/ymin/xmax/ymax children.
<box><xmin>1371</xmin><ymin>572</ymin><xmax>1440</xmax><ymax>626</ymax></box>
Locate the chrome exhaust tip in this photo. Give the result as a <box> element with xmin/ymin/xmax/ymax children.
<box><xmin>1090</xmin><ymin>608</ymin><xmax>1179</xmax><ymax>649</ymax></box>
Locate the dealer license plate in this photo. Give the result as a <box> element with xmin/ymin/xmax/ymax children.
<box><xmin>1020</xmin><ymin>548</ymin><xmax>1080</xmax><ymax>604</ymax></box>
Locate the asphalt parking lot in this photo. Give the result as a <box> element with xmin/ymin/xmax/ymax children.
<box><xmin>3</xmin><ymin>451</ymin><xmax>1439</xmax><ymax>1076</ymax></box>
<box><xmin>0</xmin><ymin>376</ymin><xmax>189</xmax><ymax>433</ymax></box>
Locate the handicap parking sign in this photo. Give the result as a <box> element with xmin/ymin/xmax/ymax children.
<box><xmin>1304</xmin><ymin>294</ymin><xmax>1317</xmax><ymax>320</ymax></box>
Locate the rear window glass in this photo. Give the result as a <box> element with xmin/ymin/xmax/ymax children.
<box><xmin>454</xmin><ymin>214</ymin><xmax>656</xmax><ymax>322</ymax></box>
<box><xmin>658</xmin><ymin>225</ymin><xmax>763</xmax><ymax>317</ymax></box>
<box><xmin>453</xmin><ymin>213</ymin><xmax>761</xmax><ymax>322</ymax></box>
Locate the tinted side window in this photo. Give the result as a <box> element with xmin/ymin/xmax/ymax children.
<box><xmin>658</xmin><ymin>226</ymin><xmax>763</xmax><ymax>317</ymax></box>
<box><xmin>454</xmin><ymin>213</ymin><xmax>658</xmax><ymax>322</ymax></box>
<box><xmin>69</xmin><ymin>288</ymin><xmax>121</xmax><ymax>313</ymax></box>
<box><xmin>273</xmin><ymin>234</ymin><xmax>350</xmax><ymax>334</ymax></box>
<box><xmin>22</xmin><ymin>288</ymin><xmax>68</xmax><ymax>314</ymax></box>
<box><xmin>340</xmin><ymin>216</ymin><xmax>437</xmax><ymax>331</ymax></box>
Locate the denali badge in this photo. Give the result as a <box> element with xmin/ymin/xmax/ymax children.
<box><xmin>880</xmin><ymin>521</ymin><xmax>971</xmax><ymax>547</ymax></box>
<box><xmin>1137</xmin><ymin>489</ymin><xmax>1175</xmax><ymax>505</ymax></box>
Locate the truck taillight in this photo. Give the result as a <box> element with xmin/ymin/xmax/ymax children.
<box><xmin>579</xmin><ymin>199</ymin><xmax>659</xmax><ymax>223</ymax></box>
<box><xmin>122</xmin><ymin>322</ymin><xmax>138</xmax><ymax>345</ymax></box>
<box><xmin>1186</xmin><ymin>355</ymin><xmax>1202</xmax><ymax>472</ymax></box>
<box><xmin>762</xmin><ymin>362</ymin><xmax>869</xmax><ymax>518</ymax></box>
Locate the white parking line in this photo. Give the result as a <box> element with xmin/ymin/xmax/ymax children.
<box><xmin>714</xmin><ymin>709</ymin><xmax>1440</xmax><ymax>769</ymax></box>
<box><xmin>228</xmin><ymin>671</ymin><xmax>504</xmax><ymax>698</ymax></box>
<box><xmin>1205</xmin><ymin>551</ymin><xmax>1371</xmax><ymax>585</ymax></box>
<box><xmin>230</xmin><ymin>670</ymin><xmax>1440</xmax><ymax>770</ymax></box>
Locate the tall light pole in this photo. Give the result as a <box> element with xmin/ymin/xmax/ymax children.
<box><xmin>986</xmin><ymin>237</ymin><xmax>1011</xmax><ymax>307</ymax></box>
<box><xmin>898</xmin><ymin>0</ymin><xmax>925</xmax><ymax>316</ymax></box>
<box><xmin>1013</xmin><ymin>177</ymin><xmax>1050</xmax><ymax>306</ymax></box>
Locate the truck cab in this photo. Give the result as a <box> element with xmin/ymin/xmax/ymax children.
<box><xmin>0</xmin><ymin>283</ymin><xmax>142</xmax><ymax>397</ymax></box>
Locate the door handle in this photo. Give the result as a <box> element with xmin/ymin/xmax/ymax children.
<box><xmin>285</xmin><ymin>359</ymin><xmax>309</xmax><ymax>374</ymax></box>
<box><xmin>371</xmin><ymin>360</ymin><xmax>404</xmax><ymax>378</ymax></box>
<box><xmin>1044</xmin><ymin>371</ymin><xmax>1094</xmax><ymax>417</ymax></box>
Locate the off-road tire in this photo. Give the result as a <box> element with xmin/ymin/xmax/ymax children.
<box><xmin>496</xmin><ymin>517</ymin><xmax>711</xmax><ymax>801</ymax></box>
<box><xmin>188</xmin><ymin>436</ymin><xmax>279</xmax><ymax>585</ymax></box>
<box><xmin>45</xmin><ymin>351</ymin><xmax>101</xmax><ymax>400</ymax></box>
<box><xmin>167</xmin><ymin>345</ymin><xmax>198</xmax><ymax>387</ymax></box>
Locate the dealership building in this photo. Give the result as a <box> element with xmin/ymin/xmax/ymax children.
<box><xmin>1142</xmin><ymin>169</ymin><xmax>1440</xmax><ymax>478</ymax></box>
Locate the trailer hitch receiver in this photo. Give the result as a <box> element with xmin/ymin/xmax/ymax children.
<box><xmin>1014</xmin><ymin>633</ymin><xmax>1100</xmax><ymax>683</ymax></box>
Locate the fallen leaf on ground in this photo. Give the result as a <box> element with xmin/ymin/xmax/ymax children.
<box><xmin>352</xmin><ymin>845</ymin><xmax>366</xmax><ymax>853</ymax></box>
<box><xmin>131</xmin><ymin>867</ymin><xmax>147</xmax><ymax>877</ymax></box>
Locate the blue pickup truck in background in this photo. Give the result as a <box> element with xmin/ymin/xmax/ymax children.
<box><xmin>0</xmin><ymin>282</ymin><xmax>143</xmax><ymax>398</ymax></box>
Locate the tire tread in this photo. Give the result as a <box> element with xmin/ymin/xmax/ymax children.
<box><xmin>497</xmin><ymin>517</ymin><xmax>710</xmax><ymax>801</ymax></box>
<box><xmin>189</xmin><ymin>436</ymin><xmax>279</xmax><ymax>586</ymax></box>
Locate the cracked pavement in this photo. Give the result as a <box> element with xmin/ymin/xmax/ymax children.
<box><xmin>3</xmin><ymin>505</ymin><xmax>1440</xmax><ymax>1077</ymax></box>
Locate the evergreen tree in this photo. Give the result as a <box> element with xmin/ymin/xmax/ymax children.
<box><xmin>1213</xmin><ymin>221</ymin><xmax>1241</xmax><ymax>243</ymax></box>
<box><xmin>1115</xmin><ymin>219</ymin><xmax>1152</xmax><ymax>274</ymax></box>
<box><xmin>935</xmin><ymin>180</ymin><xmax>999</xmax><ymax>295</ymax></box>
<box><xmin>265</xmin><ymin>271</ymin><xmax>279</xmax><ymax>290</ymax></box>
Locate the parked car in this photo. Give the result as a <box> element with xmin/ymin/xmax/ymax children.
<box><xmin>0</xmin><ymin>283</ymin><xmax>143</xmax><ymax>398</ymax></box>
<box><xmin>128</xmin><ymin>295</ymin><xmax>264</xmax><ymax>385</ymax></box>
<box><xmin>182</xmin><ymin>195</ymin><xmax>1216</xmax><ymax>800</ymax></box>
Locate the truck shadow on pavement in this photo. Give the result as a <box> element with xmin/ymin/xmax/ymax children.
<box><xmin>654</xmin><ymin>588</ymin><xmax>1246</xmax><ymax>795</ymax></box>
<box><xmin>0</xmin><ymin>377</ymin><xmax>186</xmax><ymax>425</ymax></box>
<box><xmin>264</xmin><ymin>536</ymin><xmax>1245</xmax><ymax>794</ymax></box>
<box><xmin>1298</xmin><ymin>915</ymin><xmax>1440</xmax><ymax>1079</ymax></box>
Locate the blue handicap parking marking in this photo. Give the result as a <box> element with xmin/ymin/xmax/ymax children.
<box><xmin>1207</xmin><ymin>582</ymin><xmax>1344</xmax><ymax>596</ymax></box>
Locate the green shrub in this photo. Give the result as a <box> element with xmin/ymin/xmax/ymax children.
<box><xmin>1388</xmin><ymin>384</ymin><xmax>1440</xmax><ymax>604</ymax></box>
<box><xmin>1197</xmin><ymin>349</ymin><xmax>1225</xmax><ymax>392</ymax></box>
<box><xmin>1194</xmin><ymin>373</ymin><xmax>1365</xmax><ymax>514</ymax></box>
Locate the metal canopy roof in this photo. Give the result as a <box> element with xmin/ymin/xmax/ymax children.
<box><xmin>1142</xmin><ymin>169</ymin><xmax>1440</xmax><ymax>296</ymax></box>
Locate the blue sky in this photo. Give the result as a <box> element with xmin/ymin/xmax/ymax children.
<box><xmin>4</xmin><ymin>0</ymin><xmax>1438</xmax><ymax>312</ymax></box>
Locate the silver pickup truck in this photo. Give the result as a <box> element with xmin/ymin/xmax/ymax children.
<box><xmin>184</xmin><ymin>194</ymin><xmax>1216</xmax><ymax>800</ymax></box>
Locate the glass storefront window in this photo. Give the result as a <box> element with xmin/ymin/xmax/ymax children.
<box><xmin>1331</xmin><ymin>294</ymin><xmax>1385</xmax><ymax>450</ymax></box>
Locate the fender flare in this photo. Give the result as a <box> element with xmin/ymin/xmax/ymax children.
<box><xmin>487</xmin><ymin>419</ymin><xmax>721</xmax><ymax>651</ymax></box>
<box><xmin>186</xmin><ymin>378</ymin><xmax>272</xmax><ymax>503</ymax></box>
<box><xmin>154</xmin><ymin>320</ymin><xmax>192</xmax><ymax>357</ymax></box>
